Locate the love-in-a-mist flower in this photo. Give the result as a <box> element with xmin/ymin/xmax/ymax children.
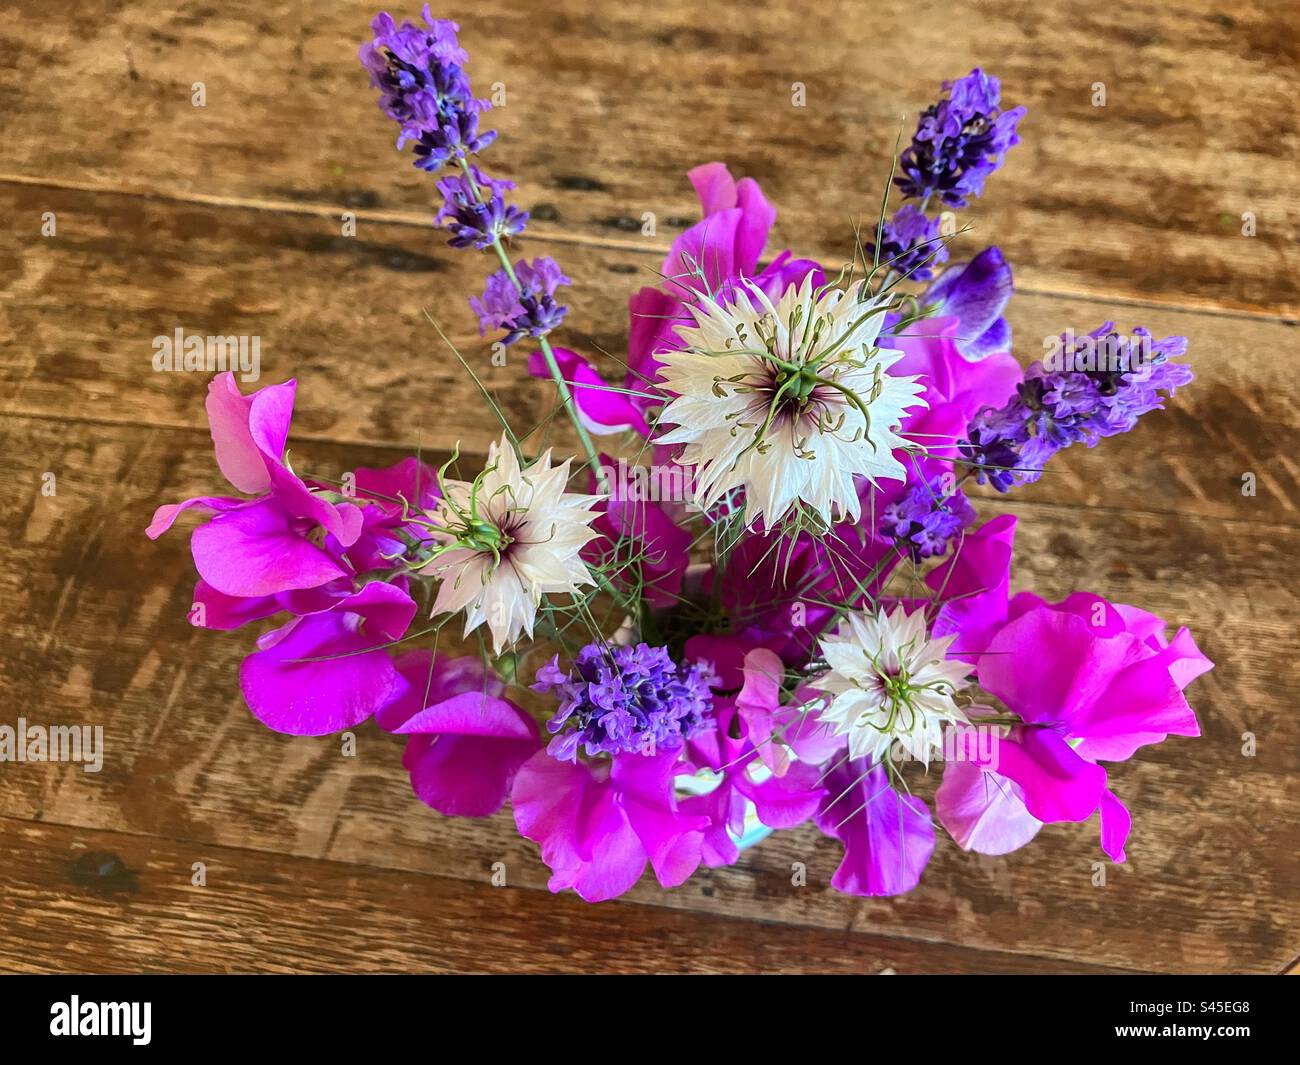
<box><xmin>810</xmin><ymin>605</ymin><xmax>971</xmax><ymax>765</ymax></box>
<box><xmin>424</xmin><ymin>436</ymin><xmax>602</xmax><ymax>653</ymax></box>
<box><xmin>656</xmin><ymin>275</ymin><xmax>928</xmax><ymax>529</ymax></box>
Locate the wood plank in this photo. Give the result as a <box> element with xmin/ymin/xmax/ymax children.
<box><xmin>2</xmin><ymin>0</ymin><xmax>1296</xmax><ymax>313</ymax></box>
<box><xmin>2</xmin><ymin>183</ymin><xmax>1296</xmax><ymax>527</ymax></box>
<box><xmin>0</xmin><ymin>818</ymin><xmax>1138</xmax><ymax>974</ymax></box>
<box><xmin>1</xmin><ymin>414</ymin><xmax>1295</xmax><ymax>973</ymax></box>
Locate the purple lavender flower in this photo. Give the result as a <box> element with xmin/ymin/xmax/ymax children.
<box><xmin>534</xmin><ymin>643</ymin><xmax>715</xmax><ymax>762</ymax></box>
<box><xmin>434</xmin><ymin>166</ymin><xmax>529</xmax><ymax>249</ymax></box>
<box><xmin>920</xmin><ymin>246</ymin><xmax>1013</xmax><ymax>359</ymax></box>
<box><xmin>896</xmin><ymin>68</ymin><xmax>1026</xmax><ymax>209</ymax></box>
<box><xmin>961</xmin><ymin>323</ymin><xmax>1192</xmax><ymax>491</ymax></box>
<box><xmin>865</xmin><ymin>204</ymin><xmax>949</xmax><ymax>281</ymax></box>
<box><xmin>881</xmin><ymin>476</ymin><xmax>978</xmax><ymax>560</ymax></box>
<box><xmin>360</xmin><ymin>10</ymin><xmax>494</xmax><ymax>171</ymax></box>
<box><xmin>470</xmin><ymin>257</ymin><xmax>571</xmax><ymax>344</ymax></box>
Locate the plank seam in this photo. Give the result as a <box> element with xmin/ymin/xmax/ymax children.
<box><xmin>1</xmin><ymin>172</ymin><xmax>1293</xmax><ymax>324</ymax></box>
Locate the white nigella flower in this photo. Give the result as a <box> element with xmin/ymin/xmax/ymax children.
<box><xmin>810</xmin><ymin>605</ymin><xmax>970</xmax><ymax>766</ymax></box>
<box><xmin>425</xmin><ymin>436</ymin><xmax>602</xmax><ymax>654</ymax></box>
<box><xmin>655</xmin><ymin>275</ymin><xmax>927</xmax><ymax>528</ymax></box>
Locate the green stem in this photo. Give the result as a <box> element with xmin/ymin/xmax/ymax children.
<box><xmin>455</xmin><ymin>158</ymin><xmax>609</xmax><ymax>492</ymax></box>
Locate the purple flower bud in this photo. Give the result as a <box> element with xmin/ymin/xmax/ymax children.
<box><xmin>865</xmin><ymin>204</ymin><xmax>949</xmax><ymax>281</ymax></box>
<box><xmin>470</xmin><ymin>257</ymin><xmax>572</xmax><ymax>345</ymax></box>
<box><xmin>534</xmin><ymin>643</ymin><xmax>715</xmax><ymax>761</ymax></box>
<box><xmin>435</xmin><ymin>165</ymin><xmax>529</xmax><ymax>248</ymax></box>
<box><xmin>896</xmin><ymin>68</ymin><xmax>1026</xmax><ymax>208</ymax></box>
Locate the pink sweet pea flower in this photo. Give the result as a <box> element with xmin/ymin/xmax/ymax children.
<box><xmin>376</xmin><ymin>651</ymin><xmax>541</xmax><ymax>818</ymax></box>
<box><xmin>147</xmin><ymin>374</ymin><xmax>364</xmax><ymax>598</ymax></box>
<box><xmin>512</xmin><ymin>748</ymin><xmax>709</xmax><ymax>902</ymax></box>
<box><xmin>937</xmin><ymin>593</ymin><xmax>1211</xmax><ymax>862</ymax></box>
<box><xmin>680</xmin><ymin>660</ymin><xmax>829</xmax><ymax>869</ymax></box>
<box><xmin>628</xmin><ymin>163</ymin><xmax>822</xmax><ymax>389</ymax></box>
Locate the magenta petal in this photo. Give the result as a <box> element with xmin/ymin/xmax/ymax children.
<box><xmin>245</xmin><ymin>377</ymin><xmax>297</xmax><ymax>467</ymax></box>
<box><xmin>979</xmin><ymin>608</ymin><xmax>1147</xmax><ymax>726</ymax></box>
<box><xmin>930</xmin><ymin>514</ymin><xmax>1017</xmax><ymax>657</ymax></box>
<box><xmin>815</xmin><ymin>760</ymin><xmax>935</xmax><ymax>896</ymax></box>
<box><xmin>754</xmin><ymin>251</ymin><xmax>824</xmax><ymax>301</ymax></box>
<box><xmin>627</xmin><ymin>286</ymin><xmax>687</xmax><ymax>380</ymax></box>
<box><xmin>684</xmin><ymin>630</ymin><xmax>783</xmax><ymax>692</ymax></box>
<box><xmin>595</xmin><ymin>488</ymin><xmax>692</xmax><ymax>609</ymax></box>
<box><xmin>205</xmin><ymin>372</ymin><xmax>271</xmax><ymax>494</ymax></box>
<box><xmin>512</xmin><ymin>751</ymin><xmax>594</xmax><ymax>888</ymax></box>
<box><xmin>527</xmin><ymin>347</ymin><xmax>650</xmax><ymax>436</ymax></box>
<box><xmin>735</xmin><ymin>648</ymin><xmax>789</xmax><ymax>774</ymax></box>
<box><xmin>688</xmin><ymin>161</ymin><xmax>737</xmax><ymax>216</ymax></box>
<box><xmin>574</xmin><ymin>787</ymin><xmax>649</xmax><ymax>901</ymax></box>
<box><xmin>734</xmin><ymin>761</ymin><xmax>826</xmax><ymax>829</ymax></box>
<box><xmin>733</xmin><ymin>176</ymin><xmax>776</xmax><ymax>275</ymax></box>
<box><xmin>1152</xmin><ymin>627</ymin><xmax>1214</xmax><ymax>691</ymax></box>
<box><xmin>988</xmin><ymin>728</ymin><xmax>1107</xmax><ymax>825</ymax></box>
<box><xmin>610</xmin><ymin>752</ymin><xmax>706</xmax><ymax>889</ymax></box>
<box><xmin>680</xmin><ymin>791</ymin><xmax>742</xmax><ymax>868</ymax></box>
<box><xmin>391</xmin><ymin>668</ymin><xmax>540</xmax><ymax>818</ymax></box>
<box><xmin>191</xmin><ymin>580</ymin><xmax>281</xmax><ymax>630</ymax></box>
<box><xmin>664</xmin><ymin>209</ymin><xmax>742</xmax><ymax>298</ymax></box>
<box><xmin>353</xmin><ymin>456</ymin><xmax>441</xmax><ymax>512</ymax></box>
<box><xmin>265</xmin><ymin>461</ymin><xmax>363</xmax><ymax>547</ymax></box>
<box><xmin>1099</xmin><ymin>789</ymin><xmax>1132</xmax><ymax>863</ymax></box>
<box><xmin>513</xmin><ymin>753</ymin><xmax>649</xmax><ymax>902</ymax></box>
<box><xmin>339</xmin><ymin>580</ymin><xmax>418</xmax><ymax>643</ymax></box>
<box><xmin>145</xmin><ymin>494</ymin><xmax>249</xmax><ymax>539</ymax></box>
<box><xmin>191</xmin><ymin>498</ymin><xmax>346</xmax><ymax>597</ymax></box>
<box><xmin>776</xmin><ymin>694</ymin><xmax>846</xmax><ymax>765</ymax></box>
<box><xmin>935</xmin><ymin>756</ymin><xmax>1043</xmax><ymax>855</ymax></box>
<box><xmin>239</xmin><ymin>611</ymin><xmax>408</xmax><ymax>735</ymax></box>
<box><xmin>375</xmin><ymin>650</ymin><xmax>504</xmax><ymax>731</ymax></box>
<box><xmin>404</xmin><ymin>731</ymin><xmax>539</xmax><ymax>818</ymax></box>
<box><xmin>394</xmin><ymin>689</ymin><xmax>537</xmax><ymax>740</ymax></box>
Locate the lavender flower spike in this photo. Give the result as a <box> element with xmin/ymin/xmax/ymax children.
<box><xmin>470</xmin><ymin>257</ymin><xmax>572</xmax><ymax>345</ymax></box>
<box><xmin>534</xmin><ymin>643</ymin><xmax>715</xmax><ymax>762</ymax></box>
<box><xmin>360</xmin><ymin>9</ymin><xmax>494</xmax><ymax>171</ymax></box>
<box><xmin>435</xmin><ymin>165</ymin><xmax>529</xmax><ymax>249</ymax></box>
<box><xmin>961</xmin><ymin>323</ymin><xmax>1192</xmax><ymax>491</ymax></box>
<box><xmin>896</xmin><ymin>68</ymin><xmax>1026</xmax><ymax>209</ymax></box>
<box><xmin>865</xmin><ymin>204</ymin><xmax>950</xmax><ymax>281</ymax></box>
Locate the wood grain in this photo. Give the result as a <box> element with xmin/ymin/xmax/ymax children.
<box><xmin>1</xmin><ymin>0</ymin><xmax>1297</xmax><ymax>314</ymax></box>
<box><xmin>2</xmin><ymin>182</ymin><xmax>1297</xmax><ymax>527</ymax></box>
<box><xmin>0</xmin><ymin>0</ymin><xmax>1296</xmax><ymax>975</ymax></box>
<box><xmin>0</xmin><ymin>818</ymin><xmax>1140</xmax><ymax>974</ymax></box>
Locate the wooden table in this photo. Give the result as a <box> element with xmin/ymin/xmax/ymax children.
<box><xmin>1</xmin><ymin>0</ymin><xmax>1297</xmax><ymax>974</ymax></box>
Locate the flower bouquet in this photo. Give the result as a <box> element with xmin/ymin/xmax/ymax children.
<box><xmin>148</xmin><ymin>9</ymin><xmax>1212</xmax><ymax>902</ymax></box>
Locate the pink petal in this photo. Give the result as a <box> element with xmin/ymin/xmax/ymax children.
<box><xmin>239</xmin><ymin>611</ymin><xmax>408</xmax><ymax>736</ymax></box>
<box><xmin>205</xmin><ymin>372</ymin><xmax>271</xmax><ymax>494</ymax></box>
<box><xmin>815</xmin><ymin>761</ymin><xmax>935</xmax><ymax>897</ymax></box>
<box><xmin>191</xmin><ymin>498</ymin><xmax>347</xmax><ymax>597</ymax></box>
<box><xmin>935</xmin><ymin>756</ymin><xmax>1043</xmax><ymax>855</ymax></box>
<box><xmin>145</xmin><ymin>495</ymin><xmax>248</xmax><ymax>539</ymax></box>
<box><xmin>1099</xmin><ymin>789</ymin><xmax>1132</xmax><ymax>863</ymax></box>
